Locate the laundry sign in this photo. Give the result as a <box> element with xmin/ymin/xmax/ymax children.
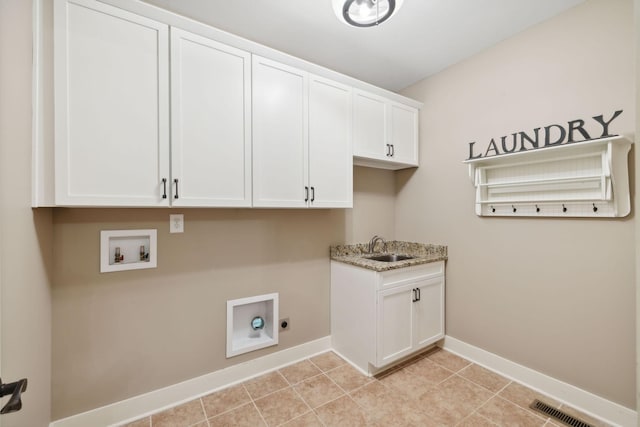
<box><xmin>466</xmin><ymin>110</ymin><xmax>623</xmax><ymax>160</ymax></box>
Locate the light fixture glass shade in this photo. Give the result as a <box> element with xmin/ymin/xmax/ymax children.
<box><xmin>332</xmin><ymin>0</ymin><xmax>404</xmax><ymax>27</ymax></box>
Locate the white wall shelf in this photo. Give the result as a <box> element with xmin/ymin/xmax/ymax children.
<box><xmin>100</xmin><ymin>229</ymin><xmax>157</xmax><ymax>273</ymax></box>
<box><xmin>465</xmin><ymin>136</ymin><xmax>633</xmax><ymax>217</ymax></box>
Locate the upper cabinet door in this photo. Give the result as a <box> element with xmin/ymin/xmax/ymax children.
<box><xmin>252</xmin><ymin>56</ymin><xmax>309</xmax><ymax>208</ymax></box>
<box><xmin>308</xmin><ymin>75</ymin><xmax>353</xmax><ymax>208</ymax></box>
<box><xmin>353</xmin><ymin>90</ymin><xmax>387</xmax><ymax>161</ymax></box>
<box><xmin>389</xmin><ymin>102</ymin><xmax>419</xmax><ymax>166</ymax></box>
<box><xmin>170</xmin><ymin>28</ymin><xmax>252</xmax><ymax>207</ymax></box>
<box><xmin>54</xmin><ymin>0</ymin><xmax>170</xmax><ymax>206</ymax></box>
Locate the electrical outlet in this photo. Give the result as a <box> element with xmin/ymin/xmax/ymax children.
<box><xmin>279</xmin><ymin>318</ymin><xmax>290</xmax><ymax>331</ymax></box>
<box><xmin>169</xmin><ymin>214</ymin><xmax>184</xmax><ymax>233</ymax></box>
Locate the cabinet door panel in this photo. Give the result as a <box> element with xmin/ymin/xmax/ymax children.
<box><xmin>376</xmin><ymin>285</ymin><xmax>413</xmax><ymax>367</ymax></box>
<box><xmin>353</xmin><ymin>90</ymin><xmax>387</xmax><ymax>161</ymax></box>
<box><xmin>390</xmin><ymin>103</ymin><xmax>419</xmax><ymax>166</ymax></box>
<box><xmin>308</xmin><ymin>75</ymin><xmax>352</xmax><ymax>208</ymax></box>
<box><xmin>252</xmin><ymin>56</ymin><xmax>308</xmax><ymax>207</ymax></box>
<box><xmin>55</xmin><ymin>0</ymin><xmax>169</xmax><ymax>206</ymax></box>
<box><xmin>414</xmin><ymin>277</ymin><xmax>445</xmax><ymax>348</ymax></box>
<box><xmin>171</xmin><ymin>29</ymin><xmax>251</xmax><ymax>207</ymax></box>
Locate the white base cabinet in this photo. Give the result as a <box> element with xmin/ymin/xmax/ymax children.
<box><xmin>331</xmin><ymin>261</ymin><xmax>444</xmax><ymax>374</ymax></box>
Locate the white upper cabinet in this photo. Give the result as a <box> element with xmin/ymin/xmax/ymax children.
<box><xmin>42</xmin><ymin>0</ymin><xmax>414</xmax><ymax>208</ymax></box>
<box><xmin>353</xmin><ymin>89</ymin><xmax>419</xmax><ymax>170</ymax></box>
<box><xmin>252</xmin><ymin>55</ymin><xmax>309</xmax><ymax>208</ymax></box>
<box><xmin>54</xmin><ymin>0</ymin><xmax>170</xmax><ymax>206</ymax></box>
<box><xmin>308</xmin><ymin>75</ymin><xmax>353</xmax><ymax>208</ymax></box>
<box><xmin>252</xmin><ymin>56</ymin><xmax>353</xmax><ymax>208</ymax></box>
<box><xmin>170</xmin><ymin>28</ymin><xmax>252</xmax><ymax>207</ymax></box>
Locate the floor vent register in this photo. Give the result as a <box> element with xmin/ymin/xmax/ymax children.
<box><xmin>529</xmin><ymin>399</ymin><xmax>594</xmax><ymax>427</ymax></box>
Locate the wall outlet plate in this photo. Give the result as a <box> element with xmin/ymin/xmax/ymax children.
<box><xmin>279</xmin><ymin>318</ymin><xmax>290</xmax><ymax>331</ymax></box>
<box><xmin>169</xmin><ymin>214</ymin><xmax>184</xmax><ymax>233</ymax></box>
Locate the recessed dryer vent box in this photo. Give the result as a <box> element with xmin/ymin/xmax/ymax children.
<box><xmin>100</xmin><ymin>229</ymin><xmax>157</xmax><ymax>273</ymax></box>
<box><xmin>227</xmin><ymin>293</ymin><xmax>279</xmax><ymax>358</ymax></box>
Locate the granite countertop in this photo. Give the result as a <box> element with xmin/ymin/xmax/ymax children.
<box><xmin>330</xmin><ymin>241</ymin><xmax>447</xmax><ymax>272</ymax></box>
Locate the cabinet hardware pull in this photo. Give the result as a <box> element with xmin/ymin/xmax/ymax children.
<box><xmin>305</xmin><ymin>186</ymin><xmax>309</xmax><ymax>202</ymax></box>
<box><xmin>593</xmin><ymin>203</ymin><xmax>598</xmax><ymax>212</ymax></box>
<box><xmin>162</xmin><ymin>178</ymin><xmax>167</xmax><ymax>199</ymax></box>
<box><xmin>311</xmin><ymin>186</ymin><xmax>315</xmax><ymax>202</ymax></box>
<box><xmin>412</xmin><ymin>288</ymin><xmax>417</xmax><ymax>302</ymax></box>
<box><xmin>390</xmin><ymin>144</ymin><xmax>395</xmax><ymax>157</ymax></box>
<box><xmin>174</xmin><ymin>179</ymin><xmax>179</xmax><ymax>199</ymax></box>
<box><xmin>386</xmin><ymin>144</ymin><xmax>391</xmax><ymax>157</ymax></box>
<box><xmin>416</xmin><ymin>287</ymin><xmax>421</xmax><ymax>301</ymax></box>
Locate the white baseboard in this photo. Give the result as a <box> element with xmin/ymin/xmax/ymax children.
<box><xmin>49</xmin><ymin>335</ymin><xmax>637</xmax><ymax>427</ymax></box>
<box><xmin>443</xmin><ymin>336</ymin><xmax>637</xmax><ymax>427</ymax></box>
<box><xmin>49</xmin><ymin>336</ymin><xmax>332</xmax><ymax>427</ymax></box>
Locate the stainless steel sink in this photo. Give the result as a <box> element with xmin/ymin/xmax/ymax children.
<box><xmin>365</xmin><ymin>254</ymin><xmax>414</xmax><ymax>262</ymax></box>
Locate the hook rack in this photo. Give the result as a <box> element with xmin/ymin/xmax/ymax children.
<box><xmin>481</xmin><ymin>201</ymin><xmax>613</xmax><ymax>217</ymax></box>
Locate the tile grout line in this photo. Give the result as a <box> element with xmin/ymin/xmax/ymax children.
<box><xmin>250</xmin><ymin>399</ymin><xmax>269</xmax><ymax>427</ymax></box>
<box><xmin>197</xmin><ymin>397</ymin><xmax>210</xmax><ymax>427</ymax></box>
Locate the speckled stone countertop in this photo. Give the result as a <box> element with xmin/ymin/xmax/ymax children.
<box><xmin>330</xmin><ymin>241</ymin><xmax>447</xmax><ymax>272</ymax></box>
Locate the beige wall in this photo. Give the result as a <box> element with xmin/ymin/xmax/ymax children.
<box><xmin>635</xmin><ymin>0</ymin><xmax>640</xmax><ymax>417</ymax></box>
<box><xmin>0</xmin><ymin>1</ymin><xmax>53</xmax><ymax>426</ymax></box>
<box><xmin>399</xmin><ymin>0</ymin><xmax>636</xmax><ymax>409</ymax></box>
<box><xmin>50</xmin><ymin>167</ymin><xmax>395</xmax><ymax>419</ymax></box>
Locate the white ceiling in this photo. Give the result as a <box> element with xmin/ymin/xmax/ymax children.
<box><xmin>141</xmin><ymin>0</ymin><xmax>585</xmax><ymax>92</ymax></box>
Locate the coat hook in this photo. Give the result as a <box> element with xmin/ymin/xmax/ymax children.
<box><xmin>593</xmin><ymin>203</ymin><xmax>598</xmax><ymax>212</ymax></box>
<box><xmin>512</xmin><ymin>205</ymin><xmax>517</xmax><ymax>213</ymax></box>
<box><xmin>535</xmin><ymin>205</ymin><xmax>540</xmax><ymax>213</ymax></box>
<box><xmin>562</xmin><ymin>204</ymin><xmax>567</xmax><ymax>213</ymax></box>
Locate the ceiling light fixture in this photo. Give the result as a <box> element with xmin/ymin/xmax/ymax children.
<box><xmin>332</xmin><ymin>0</ymin><xmax>404</xmax><ymax>28</ymax></box>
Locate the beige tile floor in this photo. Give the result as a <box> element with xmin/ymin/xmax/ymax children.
<box><xmin>122</xmin><ymin>348</ymin><xmax>610</xmax><ymax>427</ymax></box>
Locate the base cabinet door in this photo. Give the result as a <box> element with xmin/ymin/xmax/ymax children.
<box><xmin>376</xmin><ymin>284</ymin><xmax>414</xmax><ymax>367</ymax></box>
<box><xmin>54</xmin><ymin>0</ymin><xmax>170</xmax><ymax>206</ymax></box>
<box><xmin>414</xmin><ymin>277</ymin><xmax>445</xmax><ymax>349</ymax></box>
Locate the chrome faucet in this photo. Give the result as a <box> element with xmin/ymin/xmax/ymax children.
<box><xmin>368</xmin><ymin>235</ymin><xmax>387</xmax><ymax>253</ymax></box>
